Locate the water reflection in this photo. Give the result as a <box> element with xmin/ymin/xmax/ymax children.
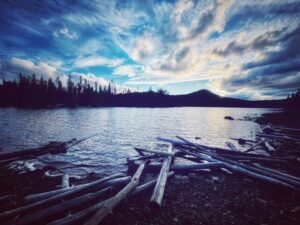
<box><xmin>0</xmin><ymin>107</ymin><xmax>272</xmax><ymax>175</ymax></box>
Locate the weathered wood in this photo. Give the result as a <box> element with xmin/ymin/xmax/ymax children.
<box><xmin>226</xmin><ymin>142</ymin><xmax>238</xmax><ymax>151</ymax></box>
<box><xmin>134</xmin><ymin>147</ymin><xmax>174</xmax><ymax>157</ymax></box>
<box><xmin>11</xmin><ymin>187</ymin><xmax>113</xmax><ymax>225</ymax></box>
<box><xmin>127</xmin><ymin>154</ymin><xmax>161</xmax><ymax>163</ymax></box>
<box><xmin>176</xmin><ymin>136</ymin><xmax>300</xmax><ymax>190</ymax></box>
<box><xmin>158</xmin><ymin>137</ymin><xmax>267</xmax><ymax>157</ymax></box>
<box><xmin>218</xmin><ymin>154</ymin><xmax>287</xmax><ymax>163</ymax></box>
<box><xmin>252</xmin><ymin>163</ymin><xmax>300</xmax><ymax>182</ymax></box>
<box><xmin>0</xmin><ymin>173</ymin><xmax>125</xmax><ymax>222</ymax></box>
<box><xmin>132</xmin><ymin>171</ymin><xmax>175</xmax><ymax>195</ymax></box>
<box><xmin>264</xmin><ymin>141</ymin><xmax>275</xmax><ymax>152</ymax></box>
<box><xmin>84</xmin><ymin>161</ymin><xmax>146</xmax><ymax>225</ymax></box>
<box><xmin>244</xmin><ymin>139</ymin><xmax>266</xmax><ymax>153</ymax></box>
<box><xmin>48</xmin><ymin>170</ymin><xmax>168</xmax><ymax>225</ymax></box>
<box><xmin>61</xmin><ymin>174</ymin><xmax>70</xmax><ymax>189</ymax></box>
<box><xmin>150</xmin><ymin>144</ymin><xmax>173</xmax><ymax>208</ymax></box>
<box><xmin>24</xmin><ymin>176</ymin><xmax>131</xmax><ymax>204</ymax></box>
<box><xmin>257</xmin><ymin>133</ymin><xmax>300</xmax><ymax>142</ymax></box>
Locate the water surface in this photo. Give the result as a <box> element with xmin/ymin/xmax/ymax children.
<box><xmin>0</xmin><ymin>107</ymin><xmax>272</xmax><ymax>176</ymax></box>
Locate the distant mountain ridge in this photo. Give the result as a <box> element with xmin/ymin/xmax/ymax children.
<box><xmin>110</xmin><ymin>89</ymin><xmax>285</xmax><ymax>108</ymax></box>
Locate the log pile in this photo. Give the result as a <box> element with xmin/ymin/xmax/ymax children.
<box><xmin>0</xmin><ymin>125</ymin><xmax>299</xmax><ymax>225</ymax></box>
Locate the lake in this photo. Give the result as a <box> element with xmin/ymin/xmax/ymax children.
<box><xmin>0</xmin><ymin>107</ymin><xmax>273</xmax><ymax>176</ymax></box>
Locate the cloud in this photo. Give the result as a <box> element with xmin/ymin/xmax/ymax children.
<box><xmin>74</xmin><ymin>56</ymin><xmax>124</xmax><ymax>68</ymax></box>
<box><xmin>1</xmin><ymin>0</ymin><xmax>300</xmax><ymax>99</ymax></box>
<box><xmin>53</xmin><ymin>27</ymin><xmax>78</xmax><ymax>39</ymax></box>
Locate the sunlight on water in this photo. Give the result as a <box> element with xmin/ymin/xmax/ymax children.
<box><xmin>0</xmin><ymin>107</ymin><xmax>272</xmax><ymax>175</ymax></box>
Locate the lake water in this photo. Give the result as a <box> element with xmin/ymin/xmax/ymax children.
<box><xmin>0</xmin><ymin>107</ymin><xmax>273</xmax><ymax>176</ymax></box>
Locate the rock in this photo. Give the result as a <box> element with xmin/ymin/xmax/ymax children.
<box><xmin>224</xmin><ymin>116</ymin><xmax>234</xmax><ymax>120</ymax></box>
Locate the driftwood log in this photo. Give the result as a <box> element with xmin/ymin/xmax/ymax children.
<box><xmin>84</xmin><ymin>161</ymin><xmax>146</xmax><ymax>225</ymax></box>
<box><xmin>0</xmin><ymin>173</ymin><xmax>125</xmax><ymax>222</ymax></box>
<box><xmin>24</xmin><ymin>176</ymin><xmax>131</xmax><ymax>204</ymax></box>
<box><xmin>150</xmin><ymin>144</ymin><xmax>173</xmax><ymax>208</ymax></box>
<box><xmin>48</xmin><ymin>171</ymin><xmax>174</xmax><ymax>225</ymax></box>
<box><xmin>10</xmin><ymin>187</ymin><xmax>113</xmax><ymax>225</ymax></box>
<box><xmin>176</xmin><ymin>136</ymin><xmax>300</xmax><ymax>190</ymax></box>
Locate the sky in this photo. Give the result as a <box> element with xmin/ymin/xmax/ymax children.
<box><xmin>0</xmin><ymin>0</ymin><xmax>300</xmax><ymax>99</ymax></box>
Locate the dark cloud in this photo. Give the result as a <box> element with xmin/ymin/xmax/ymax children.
<box><xmin>244</xmin><ymin>26</ymin><xmax>300</xmax><ymax>69</ymax></box>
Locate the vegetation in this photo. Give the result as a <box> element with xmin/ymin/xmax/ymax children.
<box><xmin>0</xmin><ymin>74</ymin><xmax>299</xmax><ymax>108</ymax></box>
<box><xmin>0</xmin><ymin>74</ymin><xmax>118</xmax><ymax>107</ymax></box>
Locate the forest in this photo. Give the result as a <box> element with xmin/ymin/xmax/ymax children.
<box><xmin>0</xmin><ymin>74</ymin><xmax>299</xmax><ymax>108</ymax></box>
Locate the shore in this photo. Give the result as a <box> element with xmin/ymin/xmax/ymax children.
<box><xmin>1</xmin><ymin>109</ymin><xmax>300</xmax><ymax>225</ymax></box>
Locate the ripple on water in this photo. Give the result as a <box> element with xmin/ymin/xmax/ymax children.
<box><xmin>0</xmin><ymin>107</ymin><xmax>273</xmax><ymax>176</ymax></box>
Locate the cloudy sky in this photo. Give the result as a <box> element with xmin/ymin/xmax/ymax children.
<box><xmin>0</xmin><ymin>0</ymin><xmax>300</xmax><ymax>99</ymax></box>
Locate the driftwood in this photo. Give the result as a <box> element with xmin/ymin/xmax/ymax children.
<box><xmin>0</xmin><ymin>142</ymin><xmax>68</xmax><ymax>161</ymax></box>
<box><xmin>252</xmin><ymin>163</ymin><xmax>300</xmax><ymax>182</ymax></box>
<box><xmin>48</xmin><ymin>170</ymin><xmax>169</xmax><ymax>225</ymax></box>
<box><xmin>176</xmin><ymin>136</ymin><xmax>300</xmax><ymax>190</ymax></box>
<box><xmin>132</xmin><ymin>171</ymin><xmax>175</xmax><ymax>195</ymax></box>
<box><xmin>0</xmin><ymin>134</ymin><xmax>101</xmax><ymax>163</ymax></box>
<box><xmin>157</xmin><ymin>137</ymin><xmax>267</xmax><ymax>157</ymax></box>
<box><xmin>264</xmin><ymin>141</ymin><xmax>275</xmax><ymax>152</ymax></box>
<box><xmin>226</xmin><ymin>142</ymin><xmax>238</xmax><ymax>151</ymax></box>
<box><xmin>218</xmin><ymin>154</ymin><xmax>287</xmax><ymax>163</ymax></box>
<box><xmin>127</xmin><ymin>154</ymin><xmax>162</xmax><ymax>163</ymax></box>
<box><xmin>244</xmin><ymin>139</ymin><xmax>266</xmax><ymax>153</ymax></box>
<box><xmin>134</xmin><ymin>147</ymin><xmax>174</xmax><ymax>157</ymax></box>
<box><xmin>84</xmin><ymin>161</ymin><xmax>146</xmax><ymax>225</ymax></box>
<box><xmin>257</xmin><ymin>133</ymin><xmax>300</xmax><ymax>142</ymax></box>
<box><xmin>150</xmin><ymin>144</ymin><xmax>173</xmax><ymax>208</ymax></box>
<box><xmin>11</xmin><ymin>187</ymin><xmax>113</xmax><ymax>225</ymax></box>
<box><xmin>24</xmin><ymin>176</ymin><xmax>131</xmax><ymax>204</ymax></box>
<box><xmin>0</xmin><ymin>173</ymin><xmax>125</xmax><ymax>222</ymax></box>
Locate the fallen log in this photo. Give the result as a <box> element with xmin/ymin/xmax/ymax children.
<box><xmin>257</xmin><ymin>133</ymin><xmax>300</xmax><ymax>142</ymax></box>
<box><xmin>218</xmin><ymin>154</ymin><xmax>287</xmax><ymax>164</ymax></box>
<box><xmin>150</xmin><ymin>144</ymin><xmax>173</xmax><ymax>208</ymax></box>
<box><xmin>157</xmin><ymin>137</ymin><xmax>267</xmax><ymax>157</ymax></box>
<box><xmin>127</xmin><ymin>154</ymin><xmax>162</xmax><ymax>163</ymax></box>
<box><xmin>0</xmin><ymin>173</ymin><xmax>125</xmax><ymax>222</ymax></box>
<box><xmin>0</xmin><ymin>142</ymin><xmax>69</xmax><ymax>161</ymax></box>
<box><xmin>84</xmin><ymin>161</ymin><xmax>146</xmax><ymax>225</ymax></box>
<box><xmin>48</xmin><ymin>171</ymin><xmax>175</xmax><ymax>225</ymax></box>
<box><xmin>134</xmin><ymin>147</ymin><xmax>174</xmax><ymax>157</ymax></box>
<box><xmin>176</xmin><ymin>136</ymin><xmax>300</xmax><ymax>190</ymax></box>
<box><xmin>10</xmin><ymin>187</ymin><xmax>113</xmax><ymax>225</ymax></box>
<box><xmin>264</xmin><ymin>141</ymin><xmax>275</xmax><ymax>152</ymax></box>
<box><xmin>132</xmin><ymin>171</ymin><xmax>175</xmax><ymax>195</ymax></box>
<box><xmin>226</xmin><ymin>142</ymin><xmax>238</xmax><ymax>151</ymax></box>
<box><xmin>252</xmin><ymin>163</ymin><xmax>300</xmax><ymax>182</ymax></box>
<box><xmin>130</xmin><ymin>161</ymin><xmax>224</xmax><ymax>173</ymax></box>
<box><xmin>24</xmin><ymin>175</ymin><xmax>131</xmax><ymax>204</ymax></box>
<box><xmin>244</xmin><ymin>139</ymin><xmax>266</xmax><ymax>153</ymax></box>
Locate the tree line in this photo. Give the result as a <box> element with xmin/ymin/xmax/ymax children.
<box><xmin>285</xmin><ymin>90</ymin><xmax>300</xmax><ymax>108</ymax></box>
<box><xmin>0</xmin><ymin>74</ymin><xmax>122</xmax><ymax>107</ymax></box>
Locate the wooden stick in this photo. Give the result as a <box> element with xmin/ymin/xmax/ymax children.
<box><xmin>264</xmin><ymin>141</ymin><xmax>275</xmax><ymax>152</ymax></box>
<box><xmin>84</xmin><ymin>161</ymin><xmax>146</xmax><ymax>225</ymax></box>
<box><xmin>0</xmin><ymin>173</ymin><xmax>125</xmax><ymax>222</ymax></box>
<box><xmin>24</xmin><ymin>176</ymin><xmax>130</xmax><ymax>204</ymax></box>
<box><xmin>257</xmin><ymin>133</ymin><xmax>300</xmax><ymax>142</ymax></box>
<box><xmin>150</xmin><ymin>144</ymin><xmax>173</xmax><ymax>208</ymax></box>
<box><xmin>48</xmin><ymin>170</ymin><xmax>166</xmax><ymax>225</ymax></box>
<box><xmin>134</xmin><ymin>147</ymin><xmax>174</xmax><ymax>157</ymax></box>
<box><xmin>226</xmin><ymin>142</ymin><xmax>238</xmax><ymax>151</ymax></box>
<box><xmin>244</xmin><ymin>139</ymin><xmax>266</xmax><ymax>153</ymax></box>
<box><xmin>11</xmin><ymin>187</ymin><xmax>113</xmax><ymax>225</ymax></box>
<box><xmin>176</xmin><ymin>136</ymin><xmax>300</xmax><ymax>190</ymax></box>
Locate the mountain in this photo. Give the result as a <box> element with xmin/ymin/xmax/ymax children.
<box><xmin>110</xmin><ymin>89</ymin><xmax>285</xmax><ymax>108</ymax></box>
